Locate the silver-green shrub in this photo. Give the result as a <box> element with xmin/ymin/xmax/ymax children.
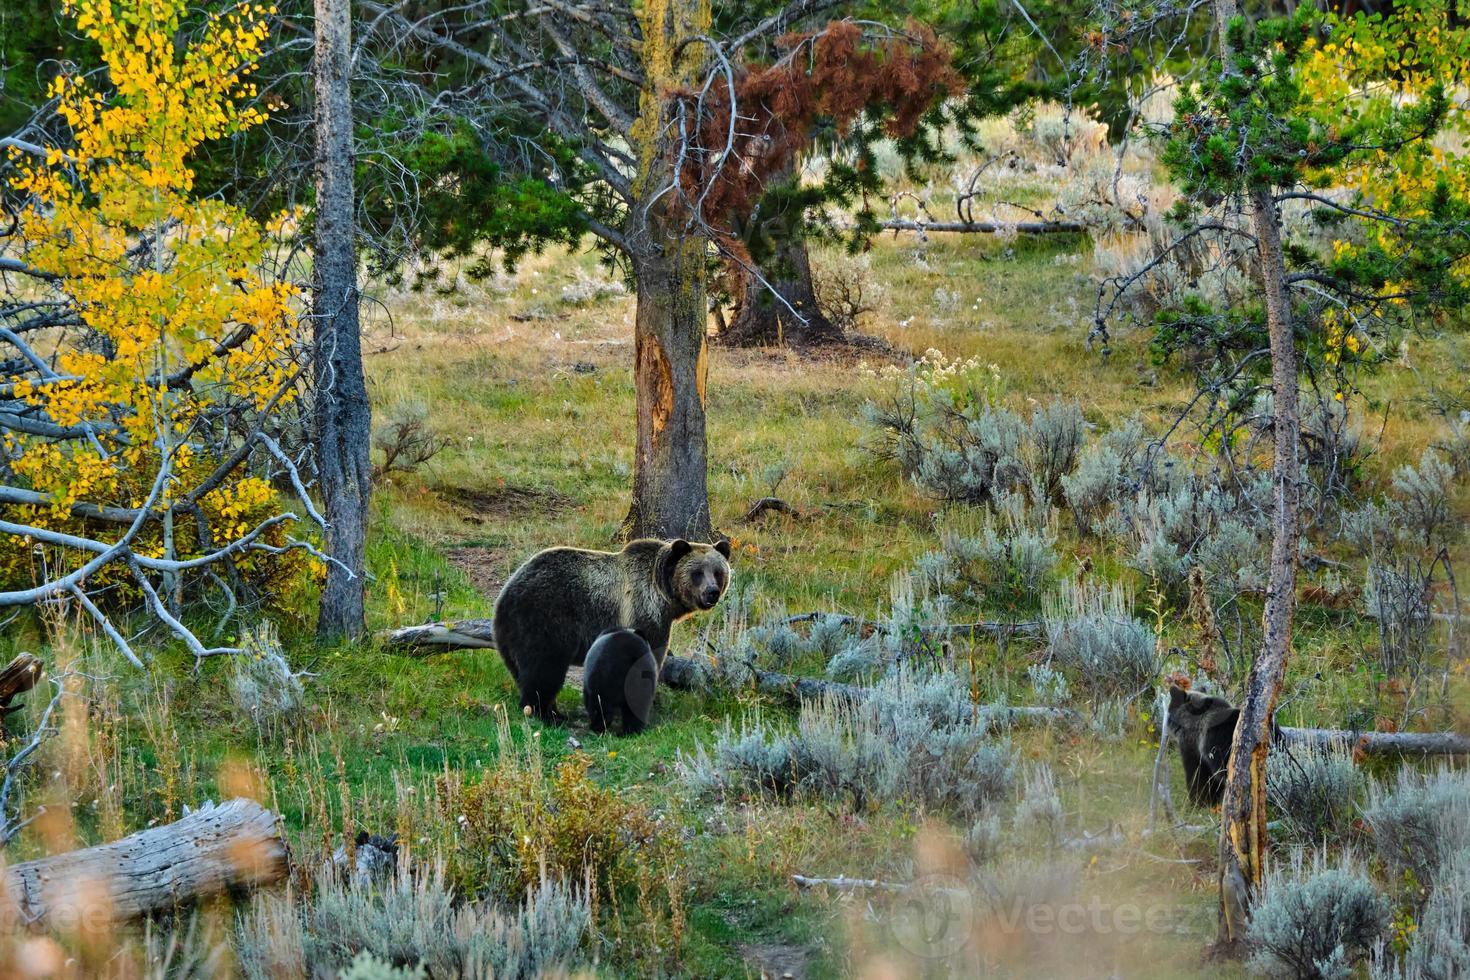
<box><xmin>236</xmin><ymin>864</ymin><xmax>590</xmax><ymax>980</ymax></box>
<box><xmin>1365</xmin><ymin>767</ymin><xmax>1470</xmax><ymax>889</ymax></box>
<box><xmin>1374</xmin><ymin>851</ymin><xmax>1470</xmax><ymax>980</ymax></box>
<box><xmin>679</xmin><ymin>669</ymin><xmax>1014</xmax><ymax>820</ymax></box>
<box><xmin>230</xmin><ymin>622</ymin><xmax>305</xmax><ymax>740</ymax></box>
<box><xmin>1062</xmin><ymin>445</ymin><xmax>1123</xmax><ymax>536</ymax></box>
<box><xmin>1390</xmin><ymin>450</ymin><xmax>1458</xmax><ymax>549</ymax></box>
<box><xmin>1042</xmin><ymin>581</ymin><xmax>1158</xmax><ymax>700</ymax></box>
<box><xmin>1266</xmin><ymin>744</ymin><xmax>1364</xmax><ymax>844</ymax></box>
<box><xmin>1247</xmin><ymin>850</ymin><xmax>1389</xmax><ymax>980</ymax></box>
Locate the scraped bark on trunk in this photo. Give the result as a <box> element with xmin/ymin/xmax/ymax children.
<box><xmin>621</xmin><ymin>0</ymin><xmax>715</xmax><ymax>541</ymax></box>
<box><xmin>312</xmin><ymin>0</ymin><xmax>372</xmax><ymax>640</ymax></box>
<box><xmin>625</xmin><ymin>230</ymin><xmax>713</xmax><ymax>540</ymax></box>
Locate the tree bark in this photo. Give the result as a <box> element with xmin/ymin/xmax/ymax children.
<box><xmin>721</xmin><ymin>161</ymin><xmax>841</xmax><ymax>348</ymax></box>
<box><xmin>624</xmin><ymin>233</ymin><xmax>714</xmax><ymax>540</ymax></box>
<box><xmin>0</xmin><ymin>799</ymin><xmax>287</xmax><ymax>931</ymax></box>
<box><xmin>621</xmin><ymin>0</ymin><xmax>715</xmax><ymax>541</ymax></box>
<box><xmin>312</xmin><ymin>0</ymin><xmax>372</xmax><ymax>641</ymax></box>
<box><xmin>1216</xmin><ymin>181</ymin><xmax>1300</xmax><ymax>951</ymax></box>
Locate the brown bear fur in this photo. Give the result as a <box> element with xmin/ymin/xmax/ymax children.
<box><xmin>492</xmin><ymin>538</ymin><xmax>731</xmax><ymax>721</ymax></box>
<box><xmin>1168</xmin><ymin>685</ymin><xmax>1282</xmax><ymax>807</ymax></box>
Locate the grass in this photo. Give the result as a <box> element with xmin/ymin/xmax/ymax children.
<box><xmin>4</xmin><ymin>131</ymin><xmax>1470</xmax><ymax>976</ymax></box>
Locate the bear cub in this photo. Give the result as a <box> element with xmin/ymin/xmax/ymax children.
<box><xmin>1169</xmin><ymin>685</ymin><xmax>1281</xmax><ymax>807</ymax></box>
<box><xmin>493</xmin><ymin>537</ymin><xmax>731</xmax><ymax>721</ymax></box>
<box><xmin>583</xmin><ymin>629</ymin><xmax>658</xmax><ymax>735</ymax></box>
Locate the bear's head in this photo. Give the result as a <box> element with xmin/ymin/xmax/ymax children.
<box><xmin>665</xmin><ymin>538</ymin><xmax>732</xmax><ymax>611</ymax></box>
<box><xmin>1168</xmin><ymin>685</ymin><xmax>1238</xmax><ymax>736</ymax></box>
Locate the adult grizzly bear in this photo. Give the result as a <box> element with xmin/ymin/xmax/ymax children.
<box><xmin>583</xmin><ymin>629</ymin><xmax>658</xmax><ymax>735</ymax></box>
<box><xmin>493</xmin><ymin>538</ymin><xmax>731</xmax><ymax>721</ymax></box>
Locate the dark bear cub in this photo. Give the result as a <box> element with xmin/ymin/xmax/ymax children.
<box><xmin>1168</xmin><ymin>685</ymin><xmax>1282</xmax><ymax>807</ymax></box>
<box><xmin>583</xmin><ymin>629</ymin><xmax>658</xmax><ymax>735</ymax></box>
<box><xmin>493</xmin><ymin>537</ymin><xmax>731</xmax><ymax>721</ymax></box>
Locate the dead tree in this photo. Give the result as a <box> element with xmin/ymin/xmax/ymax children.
<box><xmin>311</xmin><ymin>0</ymin><xmax>372</xmax><ymax>641</ymax></box>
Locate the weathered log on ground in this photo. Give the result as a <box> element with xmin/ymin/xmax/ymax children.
<box><xmin>1</xmin><ymin>798</ymin><xmax>288</xmax><ymax>931</ymax></box>
<box><xmin>0</xmin><ymin>654</ymin><xmax>42</xmax><ymax>716</ymax></box>
<box><xmin>379</xmin><ymin>613</ymin><xmax>1043</xmax><ymax>655</ymax></box>
<box><xmin>376</xmin><ymin>623</ymin><xmax>1466</xmax><ymax>752</ymax></box>
<box><xmin>1280</xmin><ymin>726</ymin><xmax>1470</xmax><ymax>757</ymax></box>
<box><xmin>782</xmin><ymin>612</ymin><xmax>1042</xmax><ymax>639</ymax></box>
<box><xmin>878</xmin><ymin>218</ymin><xmax>1087</xmax><ymax>235</ymax></box>
<box><xmin>379</xmin><ymin>618</ymin><xmax>497</xmax><ymax>651</ymax></box>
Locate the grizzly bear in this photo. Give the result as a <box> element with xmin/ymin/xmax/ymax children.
<box><xmin>493</xmin><ymin>537</ymin><xmax>731</xmax><ymax>721</ymax></box>
<box><xmin>583</xmin><ymin>629</ymin><xmax>658</xmax><ymax>735</ymax></box>
<box><xmin>1168</xmin><ymin>685</ymin><xmax>1281</xmax><ymax>807</ymax></box>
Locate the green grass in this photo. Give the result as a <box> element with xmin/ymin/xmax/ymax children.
<box><xmin>3</xmin><ymin>215</ymin><xmax>1468</xmax><ymax>977</ymax></box>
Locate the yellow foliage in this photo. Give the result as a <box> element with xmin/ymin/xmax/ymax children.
<box><xmin>1300</xmin><ymin>1</ymin><xmax>1470</xmax><ymax>292</ymax></box>
<box><xmin>1</xmin><ymin>0</ymin><xmax>307</xmax><ymax>598</ymax></box>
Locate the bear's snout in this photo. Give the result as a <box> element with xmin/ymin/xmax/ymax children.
<box><xmin>699</xmin><ymin>585</ymin><xmax>722</xmax><ymax>608</ymax></box>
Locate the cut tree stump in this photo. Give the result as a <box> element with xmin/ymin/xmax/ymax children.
<box><xmin>0</xmin><ymin>798</ymin><xmax>288</xmax><ymax>931</ymax></box>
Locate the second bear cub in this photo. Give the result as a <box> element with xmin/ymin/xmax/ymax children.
<box><xmin>583</xmin><ymin>629</ymin><xmax>658</xmax><ymax>734</ymax></box>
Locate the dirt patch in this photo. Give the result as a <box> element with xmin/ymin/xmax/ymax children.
<box><xmin>740</xmin><ymin>942</ymin><xmax>813</xmax><ymax>979</ymax></box>
<box><xmin>435</xmin><ymin>483</ymin><xmax>574</xmax><ymax>524</ymax></box>
<box><xmin>445</xmin><ymin>545</ymin><xmax>510</xmax><ymax>599</ymax></box>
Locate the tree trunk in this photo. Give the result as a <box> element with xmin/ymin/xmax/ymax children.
<box><xmin>625</xmin><ymin>231</ymin><xmax>713</xmax><ymax>540</ymax></box>
<box><xmin>312</xmin><ymin>0</ymin><xmax>371</xmax><ymax>641</ymax></box>
<box><xmin>1216</xmin><ymin>181</ymin><xmax>1299</xmax><ymax>951</ymax></box>
<box><xmin>621</xmin><ymin>0</ymin><xmax>714</xmax><ymax>541</ymax></box>
<box><xmin>721</xmin><ymin>161</ymin><xmax>840</xmax><ymax>347</ymax></box>
<box><xmin>0</xmin><ymin>799</ymin><xmax>287</xmax><ymax>931</ymax></box>
<box><xmin>723</xmin><ymin>236</ymin><xmax>841</xmax><ymax>347</ymax></box>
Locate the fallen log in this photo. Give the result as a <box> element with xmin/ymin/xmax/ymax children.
<box><xmin>379</xmin><ymin>613</ymin><xmax>1043</xmax><ymax>654</ymax></box>
<box><xmin>781</xmin><ymin>612</ymin><xmax>1043</xmax><ymax>639</ymax></box>
<box><xmin>376</xmin><ymin>622</ymin><xmax>1465</xmax><ymax>753</ymax></box>
<box><xmin>379</xmin><ymin>618</ymin><xmax>496</xmax><ymax>651</ymax></box>
<box><xmin>878</xmin><ymin>218</ymin><xmax>1087</xmax><ymax>235</ymax></box>
<box><xmin>1</xmin><ymin>798</ymin><xmax>288</xmax><ymax>931</ymax></box>
<box><xmin>1280</xmin><ymin>726</ymin><xmax>1470</xmax><ymax>758</ymax></box>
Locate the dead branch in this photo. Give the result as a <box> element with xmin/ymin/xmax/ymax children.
<box><xmin>742</xmin><ymin>497</ymin><xmax>800</xmax><ymax>523</ymax></box>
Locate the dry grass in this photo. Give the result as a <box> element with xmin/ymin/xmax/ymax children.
<box><xmin>2</xmin><ymin>111</ymin><xmax>1469</xmax><ymax>976</ymax></box>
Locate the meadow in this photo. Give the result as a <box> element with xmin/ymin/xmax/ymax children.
<box><xmin>3</xmin><ymin>114</ymin><xmax>1469</xmax><ymax>979</ymax></box>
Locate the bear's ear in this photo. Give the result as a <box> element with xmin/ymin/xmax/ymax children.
<box><xmin>1168</xmin><ymin>685</ymin><xmax>1188</xmax><ymax>711</ymax></box>
<box><xmin>714</xmin><ymin>538</ymin><xmax>732</xmax><ymax>559</ymax></box>
<box><xmin>667</xmin><ymin>538</ymin><xmax>693</xmax><ymax>562</ymax></box>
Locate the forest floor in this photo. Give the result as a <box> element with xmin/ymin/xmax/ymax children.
<box><xmin>4</xmin><ymin>224</ymin><xmax>1469</xmax><ymax>978</ymax></box>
